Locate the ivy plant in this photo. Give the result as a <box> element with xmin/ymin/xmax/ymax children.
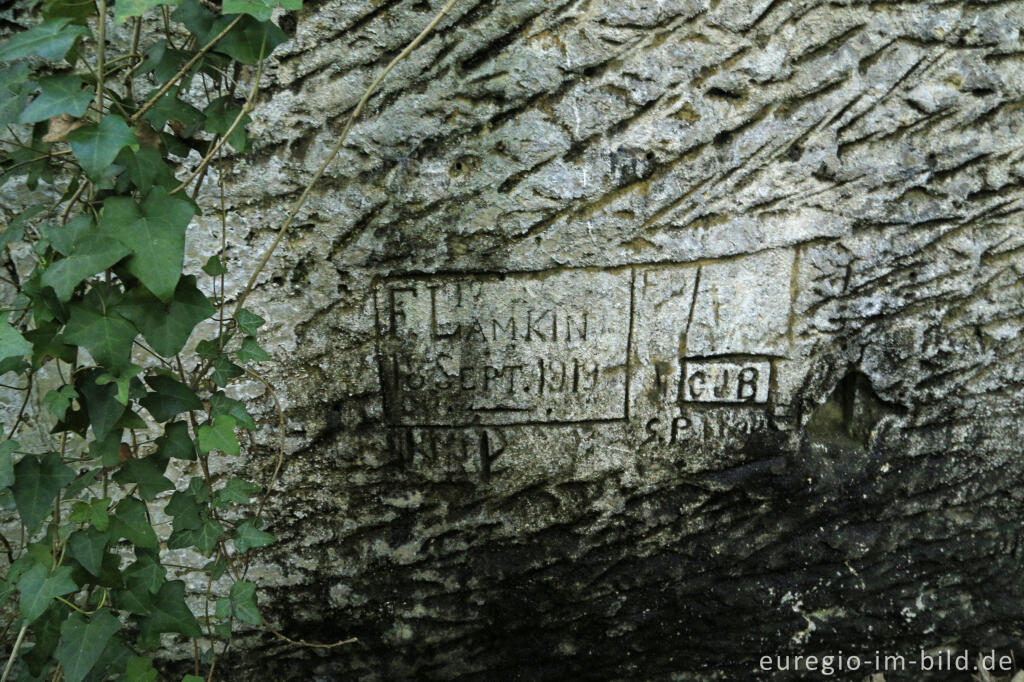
<box><xmin>0</xmin><ymin>0</ymin><xmax>295</xmax><ymax>678</ymax></box>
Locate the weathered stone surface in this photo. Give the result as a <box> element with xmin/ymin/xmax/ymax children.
<box><xmin>211</xmin><ymin>0</ymin><xmax>1024</xmax><ymax>678</ymax></box>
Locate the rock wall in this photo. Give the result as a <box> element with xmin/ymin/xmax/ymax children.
<box><xmin>194</xmin><ymin>0</ymin><xmax>1024</xmax><ymax>678</ymax></box>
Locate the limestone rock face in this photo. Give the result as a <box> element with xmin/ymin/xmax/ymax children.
<box><xmin>216</xmin><ymin>0</ymin><xmax>1024</xmax><ymax>678</ymax></box>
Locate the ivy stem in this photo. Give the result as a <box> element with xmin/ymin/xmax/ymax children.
<box><xmin>96</xmin><ymin>0</ymin><xmax>106</xmax><ymax>118</ymax></box>
<box><xmin>232</xmin><ymin>0</ymin><xmax>461</xmax><ymax>316</ymax></box>
<box><xmin>129</xmin><ymin>16</ymin><xmax>244</xmax><ymax>125</ymax></box>
<box><xmin>170</xmin><ymin>38</ymin><xmax>267</xmax><ymax>196</ymax></box>
<box><xmin>0</xmin><ymin>623</ymin><xmax>28</xmax><ymax>682</ymax></box>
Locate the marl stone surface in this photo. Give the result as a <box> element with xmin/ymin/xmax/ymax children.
<box><xmin>214</xmin><ymin>0</ymin><xmax>1024</xmax><ymax>679</ymax></box>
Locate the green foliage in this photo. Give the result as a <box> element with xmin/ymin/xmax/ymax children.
<box><xmin>0</xmin><ymin>0</ymin><xmax>295</xmax><ymax>676</ymax></box>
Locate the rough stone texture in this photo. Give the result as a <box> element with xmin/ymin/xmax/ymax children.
<box><xmin>210</xmin><ymin>0</ymin><xmax>1024</xmax><ymax>679</ymax></box>
<box><xmin>16</xmin><ymin>0</ymin><xmax>1024</xmax><ymax>679</ymax></box>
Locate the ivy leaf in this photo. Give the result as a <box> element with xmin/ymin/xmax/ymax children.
<box><xmin>24</xmin><ymin>321</ymin><xmax>77</xmax><ymax>368</ymax></box>
<box><xmin>67</xmin><ymin>115</ymin><xmax>137</xmax><ymax>181</ymax></box>
<box><xmin>138</xmin><ymin>580</ymin><xmax>201</xmax><ymax>648</ymax></box>
<box><xmin>39</xmin><ymin>213</ymin><xmax>92</xmax><ymax>257</ymax></box>
<box><xmin>209</xmin><ymin>391</ymin><xmax>256</xmax><ymax>429</ymax></box>
<box><xmin>115</xmin><ymin>147</ymin><xmax>177</xmax><ymax>193</ymax></box>
<box><xmin>0</xmin><ymin>62</ymin><xmax>33</xmax><ymax>125</ymax></box>
<box><xmin>0</xmin><ymin>440</ymin><xmax>15</xmax><ymax>488</ymax></box>
<box><xmin>55</xmin><ymin>609</ymin><xmax>121</xmax><ymax>682</ymax></box>
<box><xmin>234</xmin><ymin>308</ymin><xmax>264</xmax><ymax>335</ymax></box>
<box><xmin>165</xmin><ymin>490</ymin><xmax>201</xmax><ymax>530</ymax></box>
<box><xmin>113</xmin><ymin>457</ymin><xmax>174</xmax><ymax>501</ymax></box>
<box><xmin>64</xmin><ymin>284</ymin><xmax>137</xmax><ymax>370</ymax></box>
<box><xmin>215</xmin><ymin>478</ymin><xmax>259</xmax><ymax>506</ymax></box>
<box><xmin>211</xmin><ymin>355</ymin><xmax>243</xmax><ymax>387</ymax></box>
<box><xmin>140</xmin><ymin>375</ymin><xmax>202</xmax><ymax>422</ymax></box>
<box><xmin>99</xmin><ymin>188</ymin><xmax>194</xmax><ymax>301</ymax></box>
<box><xmin>19</xmin><ymin>75</ymin><xmax>93</xmax><ymax>124</ymax></box>
<box><xmin>236</xmin><ymin>336</ymin><xmax>269</xmax><ymax>363</ymax></box>
<box><xmin>114</xmin><ymin>0</ymin><xmax>175</xmax><ymax>23</ymax></box>
<box><xmin>96</xmin><ymin>364</ymin><xmax>143</xmax><ymax>405</ymax></box>
<box><xmin>0</xmin><ymin>19</ymin><xmax>89</xmax><ymax>61</ymax></box>
<box><xmin>120</xmin><ymin>656</ymin><xmax>158</xmax><ymax>682</ymax></box>
<box><xmin>197</xmin><ymin>415</ymin><xmax>238</xmax><ymax>456</ymax></box>
<box><xmin>68</xmin><ymin>496</ymin><xmax>110</xmax><ymax>531</ymax></box>
<box><xmin>232</xmin><ymin>519</ymin><xmax>275</xmax><ymax>552</ymax></box>
<box><xmin>111</xmin><ymin>497</ymin><xmax>158</xmax><ymax>550</ymax></box>
<box><xmin>125</xmin><ymin>551</ymin><xmax>165</xmax><ymax>595</ymax></box>
<box><xmin>140</xmin><ymin>89</ymin><xmax>205</xmax><ymax>135</ymax></box>
<box><xmin>43</xmin><ymin>385</ymin><xmax>78</xmax><ymax>420</ymax></box>
<box><xmin>228</xmin><ymin>580</ymin><xmax>262</xmax><ymax>625</ymax></box>
<box><xmin>119</xmin><ymin>275</ymin><xmax>214</xmax><ymax>355</ymax></box>
<box><xmin>202</xmin><ymin>255</ymin><xmax>226</xmax><ymax>276</ymax></box>
<box><xmin>2</xmin><ymin>205</ymin><xmax>45</xmax><ymax>249</ymax></box>
<box><xmin>40</xmin><ymin>0</ymin><xmax>98</xmax><ymax>23</ymax></box>
<box><xmin>40</xmin><ymin>231</ymin><xmax>131</xmax><ymax>301</ymax></box>
<box><xmin>203</xmin><ymin>96</ymin><xmax>248</xmax><ymax>152</ymax></box>
<box><xmin>67</xmin><ymin>526</ymin><xmax>108</xmax><ymax>576</ymax></box>
<box><xmin>77</xmin><ymin>368</ymin><xmax>126</xmax><ymax>441</ymax></box>
<box><xmin>155</xmin><ymin>421</ymin><xmax>195</xmax><ymax>461</ymax></box>
<box><xmin>0</xmin><ymin>321</ymin><xmax>32</xmax><ymax>360</ymax></box>
<box><xmin>12</xmin><ymin>453</ymin><xmax>75</xmax><ymax>531</ymax></box>
<box><xmin>222</xmin><ymin>0</ymin><xmax>299</xmax><ymax>22</ymax></box>
<box><xmin>17</xmin><ymin>563</ymin><xmax>77</xmax><ymax>622</ymax></box>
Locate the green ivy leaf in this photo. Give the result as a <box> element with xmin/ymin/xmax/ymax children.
<box><xmin>99</xmin><ymin>187</ymin><xmax>194</xmax><ymax>301</ymax></box>
<box><xmin>232</xmin><ymin>518</ymin><xmax>275</xmax><ymax>552</ymax></box>
<box><xmin>228</xmin><ymin>580</ymin><xmax>262</xmax><ymax>625</ymax></box>
<box><xmin>40</xmin><ymin>231</ymin><xmax>131</xmax><ymax>301</ymax></box>
<box><xmin>211</xmin><ymin>355</ymin><xmax>243</xmax><ymax>387</ymax></box>
<box><xmin>236</xmin><ymin>336</ymin><xmax>269</xmax><ymax>363</ymax></box>
<box><xmin>12</xmin><ymin>453</ymin><xmax>75</xmax><ymax>531</ymax></box>
<box><xmin>155</xmin><ymin>421</ymin><xmax>195</xmax><ymax>461</ymax></box>
<box><xmin>138</xmin><ymin>580</ymin><xmax>201</xmax><ymax>648</ymax></box>
<box><xmin>222</xmin><ymin>0</ymin><xmax>299</xmax><ymax>22</ymax></box>
<box><xmin>43</xmin><ymin>384</ymin><xmax>78</xmax><ymax>420</ymax></box>
<box><xmin>116</xmin><ymin>147</ymin><xmax>177</xmax><ymax>193</ymax></box>
<box><xmin>20</xmin><ymin>601</ymin><xmax>64</xmax><ymax>676</ymax></box>
<box><xmin>0</xmin><ymin>440</ymin><xmax>15</xmax><ymax>488</ymax></box>
<box><xmin>125</xmin><ymin>551</ymin><xmax>165</xmax><ymax>595</ymax></box>
<box><xmin>197</xmin><ymin>415</ymin><xmax>238</xmax><ymax>455</ymax></box>
<box><xmin>39</xmin><ymin>213</ymin><xmax>92</xmax><ymax>257</ymax></box>
<box><xmin>202</xmin><ymin>255</ymin><xmax>226</xmax><ymax>276</ymax></box>
<box><xmin>140</xmin><ymin>374</ymin><xmax>202</xmax><ymax>422</ymax></box>
<box><xmin>19</xmin><ymin>74</ymin><xmax>93</xmax><ymax>123</ymax></box>
<box><xmin>0</xmin><ymin>62</ymin><xmax>33</xmax><ymax>125</ymax></box>
<box><xmin>0</xmin><ymin>321</ymin><xmax>32</xmax><ymax>360</ymax></box>
<box><xmin>63</xmin><ymin>284</ymin><xmax>137</xmax><ymax>370</ymax></box>
<box><xmin>113</xmin><ymin>457</ymin><xmax>174</xmax><ymax>501</ymax></box>
<box><xmin>69</xmin><ymin>496</ymin><xmax>110</xmax><ymax>531</ymax></box>
<box><xmin>165</xmin><ymin>490</ymin><xmax>201</xmax><ymax>530</ymax></box>
<box><xmin>119</xmin><ymin>275</ymin><xmax>214</xmax><ymax>355</ymax></box>
<box><xmin>114</xmin><ymin>0</ymin><xmax>177</xmax><ymax>23</ymax></box>
<box><xmin>55</xmin><ymin>609</ymin><xmax>121</xmax><ymax>682</ymax></box>
<box><xmin>67</xmin><ymin>526</ymin><xmax>108</xmax><ymax>576</ymax></box>
<box><xmin>78</xmin><ymin>368</ymin><xmax>127</xmax><ymax>441</ymax></box>
<box><xmin>40</xmin><ymin>0</ymin><xmax>97</xmax><ymax>23</ymax></box>
<box><xmin>17</xmin><ymin>562</ymin><xmax>77</xmax><ymax>622</ymax></box>
<box><xmin>140</xmin><ymin>88</ymin><xmax>205</xmax><ymax>135</ymax></box>
<box><xmin>111</xmin><ymin>497</ymin><xmax>158</xmax><ymax>550</ymax></box>
<box><xmin>209</xmin><ymin>391</ymin><xmax>256</xmax><ymax>429</ymax></box>
<box><xmin>0</xmin><ymin>18</ymin><xmax>89</xmax><ymax>61</ymax></box>
<box><xmin>1</xmin><ymin>205</ymin><xmax>45</xmax><ymax>248</ymax></box>
<box><xmin>67</xmin><ymin>115</ymin><xmax>137</xmax><ymax>181</ymax></box>
<box><xmin>24</xmin><ymin>321</ymin><xmax>77</xmax><ymax>368</ymax></box>
<box><xmin>203</xmin><ymin>96</ymin><xmax>248</xmax><ymax>152</ymax></box>
<box><xmin>215</xmin><ymin>478</ymin><xmax>259</xmax><ymax>506</ymax></box>
<box><xmin>120</xmin><ymin>655</ymin><xmax>158</xmax><ymax>682</ymax></box>
<box><xmin>234</xmin><ymin>308</ymin><xmax>265</xmax><ymax>335</ymax></box>
<box><xmin>96</xmin><ymin>364</ymin><xmax>143</xmax><ymax>405</ymax></box>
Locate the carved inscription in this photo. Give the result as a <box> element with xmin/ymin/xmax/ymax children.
<box><xmin>375</xmin><ymin>270</ymin><xmax>632</xmax><ymax>426</ymax></box>
<box><xmin>681</xmin><ymin>359</ymin><xmax>771</xmax><ymax>404</ymax></box>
